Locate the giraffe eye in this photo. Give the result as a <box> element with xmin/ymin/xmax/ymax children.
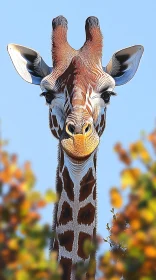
<box><xmin>101</xmin><ymin>91</ymin><xmax>116</xmax><ymax>104</ymax></box>
<box><xmin>40</xmin><ymin>91</ymin><xmax>55</xmax><ymax>104</ymax></box>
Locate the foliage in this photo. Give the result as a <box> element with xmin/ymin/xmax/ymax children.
<box><xmin>99</xmin><ymin>128</ymin><xmax>156</xmax><ymax>280</ymax></box>
<box><xmin>1</xmin><ymin>126</ymin><xmax>156</xmax><ymax>280</ymax></box>
<box><xmin>0</xmin><ymin>141</ymin><xmax>61</xmax><ymax>280</ymax></box>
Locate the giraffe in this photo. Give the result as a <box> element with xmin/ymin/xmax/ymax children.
<box><xmin>7</xmin><ymin>15</ymin><xmax>144</xmax><ymax>280</ymax></box>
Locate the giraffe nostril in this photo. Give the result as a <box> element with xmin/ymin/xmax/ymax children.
<box><xmin>83</xmin><ymin>123</ymin><xmax>92</xmax><ymax>135</ymax></box>
<box><xmin>68</xmin><ymin>124</ymin><xmax>75</xmax><ymax>134</ymax></box>
<box><xmin>85</xmin><ymin>124</ymin><xmax>90</xmax><ymax>134</ymax></box>
<box><xmin>66</xmin><ymin>123</ymin><xmax>75</xmax><ymax>135</ymax></box>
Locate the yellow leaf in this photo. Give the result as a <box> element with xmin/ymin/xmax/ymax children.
<box><xmin>17</xmin><ymin>250</ymin><xmax>34</xmax><ymax>265</ymax></box>
<box><xmin>9</xmin><ymin>163</ymin><xmax>17</xmax><ymax>174</ymax></box>
<box><xmin>130</xmin><ymin>141</ymin><xmax>143</xmax><ymax>158</ymax></box>
<box><xmin>110</xmin><ymin>188</ymin><xmax>123</xmax><ymax>208</ymax></box>
<box><xmin>130</xmin><ymin>141</ymin><xmax>151</xmax><ymax>164</ymax></box>
<box><xmin>8</xmin><ymin>238</ymin><xmax>19</xmax><ymax>250</ymax></box>
<box><xmin>121</xmin><ymin>168</ymin><xmax>141</xmax><ymax>189</ymax></box>
<box><xmin>140</xmin><ymin>149</ymin><xmax>151</xmax><ymax>164</ymax></box>
<box><xmin>140</xmin><ymin>209</ymin><xmax>155</xmax><ymax>223</ymax></box>
<box><xmin>148</xmin><ymin>199</ymin><xmax>156</xmax><ymax>213</ymax></box>
<box><xmin>135</xmin><ymin>231</ymin><xmax>146</xmax><ymax>243</ymax></box>
<box><xmin>45</xmin><ymin>189</ymin><xmax>58</xmax><ymax>203</ymax></box>
<box><xmin>15</xmin><ymin>270</ymin><xmax>29</xmax><ymax>280</ymax></box>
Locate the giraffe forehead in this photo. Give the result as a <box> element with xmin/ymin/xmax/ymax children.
<box><xmin>41</xmin><ymin>54</ymin><xmax>115</xmax><ymax>94</ymax></box>
<box><xmin>65</xmin><ymin>62</ymin><xmax>99</xmax><ymax>92</ymax></box>
<box><xmin>65</xmin><ymin>69</ymin><xmax>114</xmax><ymax>96</ymax></box>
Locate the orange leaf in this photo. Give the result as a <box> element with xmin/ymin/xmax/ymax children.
<box><xmin>144</xmin><ymin>246</ymin><xmax>156</xmax><ymax>258</ymax></box>
<box><xmin>114</xmin><ymin>143</ymin><xmax>131</xmax><ymax>165</ymax></box>
<box><xmin>110</xmin><ymin>188</ymin><xmax>123</xmax><ymax>208</ymax></box>
<box><xmin>148</xmin><ymin>129</ymin><xmax>156</xmax><ymax>152</ymax></box>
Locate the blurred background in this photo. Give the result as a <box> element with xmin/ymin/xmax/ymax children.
<box><xmin>1</xmin><ymin>0</ymin><xmax>156</xmax><ymax>279</ymax></box>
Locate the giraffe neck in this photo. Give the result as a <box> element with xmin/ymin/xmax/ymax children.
<box><xmin>53</xmin><ymin>146</ymin><xmax>97</xmax><ymax>280</ymax></box>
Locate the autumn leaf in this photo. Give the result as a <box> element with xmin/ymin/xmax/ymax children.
<box><xmin>110</xmin><ymin>188</ymin><xmax>123</xmax><ymax>208</ymax></box>
<box><xmin>45</xmin><ymin>189</ymin><xmax>58</xmax><ymax>203</ymax></box>
<box><xmin>144</xmin><ymin>246</ymin><xmax>156</xmax><ymax>258</ymax></box>
<box><xmin>8</xmin><ymin>238</ymin><xmax>19</xmax><ymax>250</ymax></box>
<box><xmin>129</xmin><ymin>141</ymin><xmax>151</xmax><ymax>164</ymax></box>
<box><xmin>15</xmin><ymin>270</ymin><xmax>29</xmax><ymax>280</ymax></box>
<box><xmin>148</xmin><ymin>129</ymin><xmax>156</xmax><ymax>152</ymax></box>
<box><xmin>140</xmin><ymin>209</ymin><xmax>155</xmax><ymax>223</ymax></box>
<box><xmin>101</xmin><ymin>127</ymin><xmax>156</xmax><ymax>279</ymax></box>
<box><xmin>0</xmin><ymin>142</ymin><xmax>60</xmax><ymax>280</ymax></box>
<box><xmin>121</xmin><ymin>168</ymin><xmax>141</xmax><ymax>188</ymax></box>
<box><xmin>130</xmin><ymin>219</ymin><xmax>141</xmax><ymax>231</ymax></box>
<box><xmin>114</xmin><ymin>143</ymin><xmax>131</xmax><ymax>165</ymax></box>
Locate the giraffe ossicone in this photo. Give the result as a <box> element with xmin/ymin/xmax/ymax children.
<box><xmin>7</xmin><ymin>15</ymin><xmax>144</xmax><ymax>280</ymax></box>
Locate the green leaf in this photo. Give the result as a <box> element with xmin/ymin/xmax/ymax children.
<box><xmin>45</xmin><ymin>189</ymin><xmax>57</xmax><ymax>203</ymax></box>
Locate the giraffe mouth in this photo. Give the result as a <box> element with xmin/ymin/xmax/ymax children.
<box><xmin>60</xmin><ymin>133</ymin><xmax>99</xmax><ymax>159</ymax></box>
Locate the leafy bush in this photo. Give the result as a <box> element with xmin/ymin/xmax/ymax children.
<box><xmin>1</xmin><ymin>127</ymin><xmax>156</xmax><ymax>280</ymax></box>
<box><xmin>0</xmin><ymin>141</ymin><xmax>61</xmax><ymax>280</ymax></box>
<box><xmin>99</xmin><ymin>128</ymin><xmax>156</xmax><ymax>280</ymax></box>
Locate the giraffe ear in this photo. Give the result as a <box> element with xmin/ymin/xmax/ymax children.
<box><xmin>104</xmin><ymin>45</ymin><xmax>144</xmax><ymax>86</ymax></box>
<box><xmin>7</xmin><ymin>44</ymin><xmax>52</xmax><ymax>85</ymax></box>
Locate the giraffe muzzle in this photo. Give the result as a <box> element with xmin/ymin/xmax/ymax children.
<box><xmin>61</xmin><ymin>123</ymin><xmax>99</xmax><ymax>159</ymax></box>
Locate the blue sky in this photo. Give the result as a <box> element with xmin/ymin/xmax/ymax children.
<box><xmin>1</xmin><ymin>0</ymin><xmax>156</xmax><ymax>254</ymax></box>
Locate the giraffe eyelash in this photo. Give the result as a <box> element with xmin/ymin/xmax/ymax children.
<box><xmin>100</xmin><ymin>91</ymin><xmax>117</xmax><ymax>104</ymax></box>
<box><xmin>40</xmin><ymin>91</ymin><xmax>55</xmax><ymax>104</ymax></box>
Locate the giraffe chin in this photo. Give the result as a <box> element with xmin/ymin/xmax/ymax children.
<box><xmin>60</xmin><ymin>134</ymin><xmax>99</xmax><ymax>160</ymax></box>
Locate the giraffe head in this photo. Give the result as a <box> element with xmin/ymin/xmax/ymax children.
<box><xmin>8</xmin><ymin>16</ymin><xmax>144</xmax><ymax>160</ymax></box>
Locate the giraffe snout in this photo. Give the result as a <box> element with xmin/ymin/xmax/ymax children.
<box><xmin>66</xmin><ymin>121</ymin><xmax>92</xmax><ymax>137</ymax></box>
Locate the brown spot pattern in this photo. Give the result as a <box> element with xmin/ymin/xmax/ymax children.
<box><xmin>51</xmin><ymin>129</ymin><xmax>59</xmax><ymax>139</ymax></box>
<box><xmin>52</xmin><ymin>115</ymin><xmax>58</xmax><ymax>127</ymax></box>
<box><xmin>78</xmin><ymin>203</ymin><xmax>95</xmax><ymax>225</ymax></box>
<box><xmin>58</xmin><ymin>126</ymin><xmax>62</xmax><ymax>137</ymax></box>
<box><xmin>60</xmin><ymin>257</ymin><xmax>72</xmax><ymax>280</ymax></box>
<box><xmin>100</xmin><ymin>114</ymin><xmax>105</xmax><ymax>128</ymax></box>
<box><xmin>53</xmin><ymin>239</ymin><xmax>59</xmax><ymax>251</ymax></box>
<box><xmin>49</xmin><ymin>112</ymin><xmax>53</xmax><ymax>129</ymax></box>
<box><xmin>63</xmin><ymin>167</ymin><xmax>74</xmax><ymax>201</ymax></box>
<box><xmin>58</xmin><ymin>231</ymin><xmax>74</xmax><ymax>252</ymax></box>
<box><xmin>95</xmin><ymin>124</ymin><xmax>99</xmax><ymax>134</ymax></box>
<box><xmin>78</xmin><ymin>232</ymin><xmax>92</xmax><ymax>259</ymax></box>
<box><xmin>93</xmin><ymin>154</ymin><xmax>97</xmax><ymax>171</ymax></box>
<box><xmin>59</xmin><ymin>201</ymin><xmax>72</xmax><ymax>225</ymax></box>
<box><xmin>59</xmin><ymin>149</ymin><xmax>64</xmax><ymax>172</ymax></box>
<box><xmin>93</xmin><ymin>186</ymin><xmax>96</xmax><ymax>200</ymax></box>
<box><xmin>99</xmin><ymin>114</ymin><xmax>106</xmax><ymax>136</ymax></box>
<box><xmin>79</xmin><ymin>168</ymin><xmax>95</xmax><ymax>201</ymax></box>
<box><xmin>56</xmin><ymin>175</ymin><xmax>62</xmax><ymax>199</ymax></box>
